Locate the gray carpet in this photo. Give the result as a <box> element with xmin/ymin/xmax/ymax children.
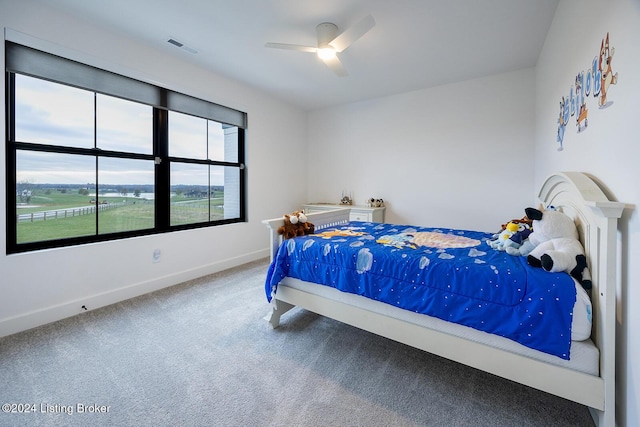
<box><xmin>0</xmin><ymin>258</ymin><xmax>594</xmax><ymax>427</ymax></box>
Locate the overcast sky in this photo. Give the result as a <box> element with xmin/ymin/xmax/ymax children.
<box><xmin>14</xmin><ymin>74</ymin><xmax>228</xmax><ymax>186</ymax></box>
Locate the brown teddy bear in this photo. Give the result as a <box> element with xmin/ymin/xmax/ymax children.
<box><xmin>277</xmin><ymin>211</ymin><xmax>314</xmax><ymax>240</ymax></box>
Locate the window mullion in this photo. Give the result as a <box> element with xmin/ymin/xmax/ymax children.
<box><xmin>94</xmin><ymin>92</ymin><xmax>99</xmax><ymax>234</ymax></box>
<box><xmin>5</xmin><ymin>73</ymin><xmax>18</xmax><ymax>253</ymax></box>
<box><xmin>154</xmin><ymin>108</ymin><xmax>170</xmax><ymax>230</ymax></box>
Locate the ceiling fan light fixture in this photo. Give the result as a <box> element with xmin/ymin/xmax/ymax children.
<box><xmin>317</xmin><ymin>47</ymin><xmax>336</xmax><ymax>60</ymax></box>
<box><xmin>264</xmin><ymin>14</ymin><xmax>374</xmax><ymax>76</ymax></box>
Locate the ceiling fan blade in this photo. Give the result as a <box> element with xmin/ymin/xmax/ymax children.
<box><xmin>329</xmin><ymin>14</ymin><xmax>375</xmax><ymax>53</ymax></box>
<box><xmin>322</xmin><ymin>55</ymin><xmax>348</xmax><ymax>77</ymax></box>
<box><xmin>264</xmin><ymin>42</ymin><xmax>317</xmax><ymax>53</ymax></box>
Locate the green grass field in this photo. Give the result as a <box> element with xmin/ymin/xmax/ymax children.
<box><xmin>16</xmin><ymin>188</ymin><xmax>226</xmax><ymax>243</ymax></box>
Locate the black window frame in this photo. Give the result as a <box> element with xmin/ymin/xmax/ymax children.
<box><xmin>5</xmin><ymin>41</ymin><xmax>247</xmax><ymax>254</ymax></box>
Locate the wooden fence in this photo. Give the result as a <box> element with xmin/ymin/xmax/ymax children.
<box><xmin>16</xmin><ymin>202</ymin><xmax>120</xmax><ymax>223</ymax></box>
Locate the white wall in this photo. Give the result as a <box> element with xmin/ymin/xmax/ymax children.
<box><xmin>0</xmin><ymin>1</ymin><xmax>308</xmax><ymax>336</ymax></box>
<box><xmin>308</xmin><ymin>69</ymin><xmax>536</xmax><ymax>232</ymax></box>
<box><xmin>535</xmin><ymin>1</ymin><xmax>639</xmax><ymax>425</ymax></box>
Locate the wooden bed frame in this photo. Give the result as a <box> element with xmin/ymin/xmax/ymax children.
<box><xmin>262</xmin><ymin>172</ymin><xmax>624</xmax><ymax>427</ymax></box>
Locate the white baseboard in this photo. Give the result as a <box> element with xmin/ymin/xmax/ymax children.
<box><xmin>0</xmin><ymin>249</ymin><xmax>269</xmax><ymax>338</ymax></box>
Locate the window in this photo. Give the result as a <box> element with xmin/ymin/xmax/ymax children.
<box><xmin>5</xmin><ymin>41</ymin><xmax>247</xmax><ymax>253</ymax></box>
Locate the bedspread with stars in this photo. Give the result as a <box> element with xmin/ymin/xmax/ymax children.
<box><xmin>265</xmin><ymin>221</ymin><xmax>577</xmax><ymax>359</ymax></box>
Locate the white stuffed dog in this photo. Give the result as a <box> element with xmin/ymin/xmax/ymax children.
<box><xmin>522</xmin><ymin>206</ymin><xmax>592</xmax><ymax>290</ymax></box>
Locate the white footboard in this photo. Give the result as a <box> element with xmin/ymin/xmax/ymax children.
<box><xmin>262</xmin><ymin>208</ymin><xmax>351</xmax><ymax>261</ymax></box>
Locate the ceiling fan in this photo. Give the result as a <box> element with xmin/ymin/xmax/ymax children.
<box><xmin>265</xmin><ymin>14</ymin><xmax>375</xmax><ymax>77</ymax></box>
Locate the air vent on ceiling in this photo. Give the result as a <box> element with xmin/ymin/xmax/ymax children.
<box><xmin>167</xmin><ymin>38</ymin><xmax>198</xmax><ymax>54</ymax></box>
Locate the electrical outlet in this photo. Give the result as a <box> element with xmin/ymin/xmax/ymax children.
<box><xmin>152</xmin><ymin>249</ymin><xmax>161</xmax><ymax>263</ymax></box>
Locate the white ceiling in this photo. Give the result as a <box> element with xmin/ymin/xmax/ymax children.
<box><xmin>37</xmin><ymin>0</ymin><xmax>559</xmax><ymax>111</ymax></box>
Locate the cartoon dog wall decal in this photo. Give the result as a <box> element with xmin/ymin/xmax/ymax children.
<box><xmin>575</xmin><ymin>72</ymin><xmax>588</xmax><ymax>132</ymax></box>
<box><xmin>557</xmin><ymin>97</ymin><xmax>568</xmax><ymax>151</ymax></box>
<box><xmin>555</xmin><ymin>32</ymin><xmax>619</xmax><ymax>150</ymax></box>
<box><xmin>598</xmin><ymin>32</ymin><xmax>618</xmax><ymax>108</ymax></box>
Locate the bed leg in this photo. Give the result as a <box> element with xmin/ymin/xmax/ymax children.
<box><xmin>589</xmin><ymin>406</ymin><xmax>613</xmax><ymax>427</ymax></box>
<box><xmin>264</xmin><ymin>299</ymin><xmax>295</xmax><ymax>328</ymax></box>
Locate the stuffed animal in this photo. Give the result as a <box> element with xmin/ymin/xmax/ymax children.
<box><xmin>487</xmin><ymin>221</ymin><xmax>520</xmax><ymax>251</ymax></box>
<box><xmin>502</xmin><ymin>223</ymin><xmax>533</xmax><ymax>251</ymax></box>
<box><xmin>277</xmin><ymin>211</ymin><xmax>314</xmax><ymax>240</ymax></box>
<box><xmin>488</xmin><ymin>215</ymin><xmax>532</xmax><ymax>251</ymax></box>
<box><xmin>277</xmin><ymin>213</ymin><xmax>299</xmax><ymax>240</ymax></box>
<box><xmin>500</xmin><ymin>216</ymin><xmax>532</xmax><ymax>231</ymax></box>
<box><xmin>505</xmin><ymin>206</ymin><xmax>572</xmax><ymax>256</ymax></box>
<box><xmin>508</xmin><ymin>207</ymin><xmax>592</xmax><ymax>289</ymax></box>
<box><xmin>298</xmin><ymin>211</ymin><xmax>315</xmax><ymax>235</ymax></box>
<box><xmin>367</xmin><ymin>198</ymin><xmax>385</xmax><ymax>208</ymax></box>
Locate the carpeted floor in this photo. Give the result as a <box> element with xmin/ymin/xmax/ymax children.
<box><xmin>0</xmin><ymin>258</ymin><xmax>594</xmax><ymax>426</ymax></box>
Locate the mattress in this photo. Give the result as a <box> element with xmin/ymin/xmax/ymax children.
<box><xmin>266</xmin><ymin>222</ymin><xmax>593</xmax><ymax>360</ymax></box>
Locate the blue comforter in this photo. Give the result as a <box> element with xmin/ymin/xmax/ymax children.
<box><xmin>265</xmin><ymin>222</ymin><xmax>577</xmax><ymax>359</ymax></box>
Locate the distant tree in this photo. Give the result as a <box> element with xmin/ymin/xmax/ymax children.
<box><xmin>134</xmin><ymin>189</ymin><xmax>141</xmax><ymax>198</ymax></box>
<box><xmin>120</xmin><ymin>188</ymin><xmax>129</xmax><ymax>196</ymax></box>
<box><xmin>17</xmin><ymin>179</ymin><xmax>31</xmax><ymax>203</ymax></box>
<box><xmin>20</xmin><ymin>190</ymin><xmax>32</xmax><ymax>204</ymax></box>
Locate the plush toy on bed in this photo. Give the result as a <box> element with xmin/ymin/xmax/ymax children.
<box><xmin>504</xmin><ymin>211</ymin><xmax>548</xmax><ymax>257</ymax></box>
<box><xmin>502</xmin><ymin>222</ymin><xmax>533</xmax><ymax>253</ymax></box>
<box><xmin>499</xmin><ymin>216</ymin><xmax>532</xmax><ymax>231</ymax></box>
<box><xmin>487</xmin><ymin>222</ymin><xmax>520</xmax><ymax>250</ymax></box>
<box><xmin>487</xmin><ymin>216</ymin><xmax>532</xmax><ymax>251</ymax></box>
<box><xmin>277</xmin><ymin>211</ymin><xmax>314</xmax><ymax>240</ymax></box>
<box><xmin>299</xmin><ymin>211</ymin><xmax>315</xmax><ymax>235</ymax></box>
<box><xmin>508</xmin><ymin>206</ymin><xmax>592</xmax><ymax>289</ymax></box>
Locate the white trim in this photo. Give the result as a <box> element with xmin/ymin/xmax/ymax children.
<box><xmin>0</xmin><ymin>249</ymin><xmax>268</xmax><ymax>338</ymax></box>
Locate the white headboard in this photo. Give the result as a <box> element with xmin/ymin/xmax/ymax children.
<box><xmin>537</xmin><ymin>172</ymin><xmax>624</xmax><ymax>387</ymax></box>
